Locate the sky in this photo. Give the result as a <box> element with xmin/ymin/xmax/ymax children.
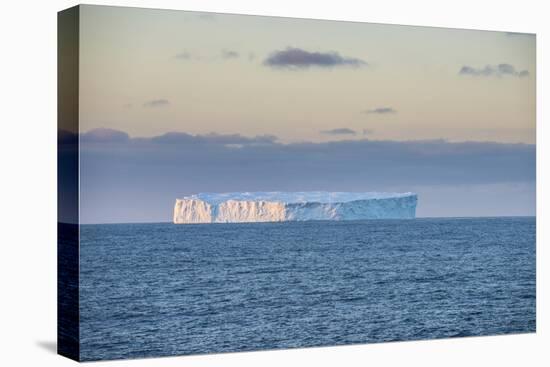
<box><xmin>74</xmin><ymin>5</ymin><xmax>536</xmax><ymax>223</ymax></box>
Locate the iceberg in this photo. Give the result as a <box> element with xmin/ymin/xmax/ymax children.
<box><xmin>173</xmin><ymin>191</ymin><xmax>417</xmax><ymax>224</ymax></box>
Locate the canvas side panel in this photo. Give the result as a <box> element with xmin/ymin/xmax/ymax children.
<box><xmin>57</xmin><ymin>5</ymin><xmax>80</xmax><ymax>362</ymax></box>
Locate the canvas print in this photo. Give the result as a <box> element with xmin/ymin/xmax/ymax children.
<box><xmin>58</xmin><ymin>5</ymin><xmax>536</xmax><ymax>362</ymax></box>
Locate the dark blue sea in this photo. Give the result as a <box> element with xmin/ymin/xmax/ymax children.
<box><xmin>79</xmin><ymin>217</ymin><xmax>536</xmax><ymax>361</ymax></box>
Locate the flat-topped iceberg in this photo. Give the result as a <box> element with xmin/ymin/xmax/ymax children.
<box><xmin>173</xmin><ymin>191</ymin><xmax>417</xmax><ymax>224</ymax></box>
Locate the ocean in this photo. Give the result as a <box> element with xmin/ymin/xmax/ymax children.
<box><xmin>78</xmin><ymin>217</ymin><xmax>536</xmax><ymax>361</ymax></box>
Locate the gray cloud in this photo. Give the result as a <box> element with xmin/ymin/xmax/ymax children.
<box><xmin>364</xmin><ymin>107</ymin><xmax>397</xmax><ymax>114</ymax></box>
<box><xmin>264</xmin><ymin>47</ymin><xmax>367</xmax><ymax>69</ymax></box>
<box><xmin>80</xmin><ymin>129</ymin><xmax>277</xmax><ymax>146</ymax></box>
<box><xmin>143</xmin><ymin>99</ymin><xmax>170</xmax><ymax>108</ymax></box>
<box><xmin>321</xmin><ymin>128</ymin><xmax>357</xmax><ymax>136</ymax></box>
<box><xmin>362</xmin><ymin>129</ymin><xmax>374</xmax><ymax>135</ymax></box>
<box><xmin>80</xmin><ymin>128</ymin><xmax>130</xmax><ymax>143</ymax></box>
<box><xmin>459</xmin><ymin>64</ymin><xmax>529</xmax><ymax>78</ymax></box>
<box><xmin>80</xmin><ymin>130</ymin><xmax>535</xmax><ymax>186</ymax></box>
<box><xmin>221</xmin><ymin>49</ymin><xmax>239</xmax><ymax>59</ymax></box>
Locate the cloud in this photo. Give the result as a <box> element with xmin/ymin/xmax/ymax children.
<box><xmin>264</xmin><ymin>47</ymin><xmax>367</xmax><ymax>69</ymax></box>
<box><xmin>362</xmin><ymin>129</ymin><xmax>374</xmax><ymax>135</ymax></box>
<box><xmin>79</xmin><ymin>130</ymin><xmax>277</xmax><ymax>146</ymax></box>
<box><xmin>150</xmin><ymin>132</ymin><xmax>277</xmax><ymax>146</ymax></box>
<box><xmin>459</xmin><ymin>64</ymin><xmax>529</xmax><ymax>78</ymax></box>
<box><xmin>175</xmin><ymin>51</ymin><xmax>192</xmax><ymax>60</ymax></box>
<box><xmin>80</xmin><ymin>128</ymin><xmax>130</xmax><ymax>143</ymax></box>
<box><xmin>80</xmin><ymin>130</ymin><xmax>534</xmax><ymax>187</ymax></box>
<box><xmin>143</xmin><ymin>99</ymin><xmax>170</xmax><ymax>108</ymax></box>
<box><xmin>221</xmin><ymin>49</ymin><xmax>239</xmax><ymax>59</ymax></box>
<box><xmin>321</xmin><ymin>128</ymin><xmax>357</xmax><ymax>136</ymax></box>
<box><xmin>364</xmin><ymin>107</ymin><xmax>397</xmax><ymax>114</ymax></box>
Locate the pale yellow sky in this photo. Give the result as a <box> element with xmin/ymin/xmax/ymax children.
<box><xmin>79</xmin><ymin>5</ymin><xmax>536</xmax><ymax>144</ymax></box>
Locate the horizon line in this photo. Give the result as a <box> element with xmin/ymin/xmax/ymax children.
<box><xmin>73</xmin><ymin>215</ymin><xmax>536</xmax><ymax>226</ymax></box>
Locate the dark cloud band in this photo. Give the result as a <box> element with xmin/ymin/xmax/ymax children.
<box><xmin>79</xmin><ymin>129</ymin><xmax>277</xmax><ymax>146</ymax></box>
<box><xmin>79</xmin><ymin>128</ymin><xmax>534</xmax><ymax>188</ymax></box>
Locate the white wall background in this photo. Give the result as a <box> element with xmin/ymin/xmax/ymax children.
<box><xmin>0</xmin><ymin>0</ymin><xmax>547</xmax><ymax>366</ymax></box>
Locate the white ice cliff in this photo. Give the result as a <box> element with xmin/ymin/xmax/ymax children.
<box><xmin>173</xmin><ymin>192</ymin><xmax>417</xmax><ymax>224</ymax></box>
